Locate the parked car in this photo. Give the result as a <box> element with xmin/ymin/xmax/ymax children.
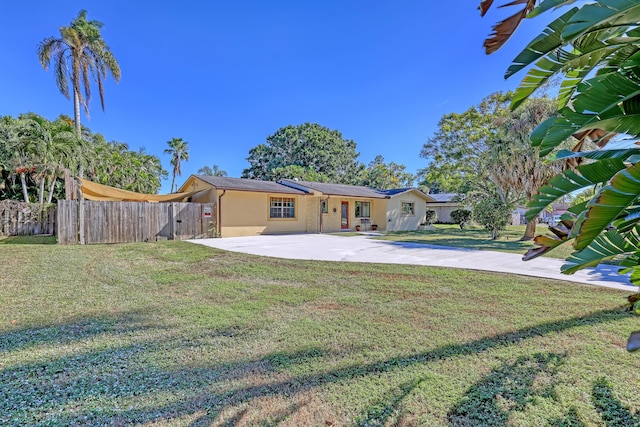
<box><xmin>550</xmin><ymin>215</ymin><xmax>562</xmax><ymax>226</ymax></box>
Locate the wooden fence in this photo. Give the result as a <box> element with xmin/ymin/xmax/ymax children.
<box><xmin>57</xmin><ymin>200</ymin><xmax>216</xmax><ymax>245</ymax></box>
<box><xmin>0</xmin><ymin>201</ymin><xmax>57</xmax><ymax>236</ymax></box>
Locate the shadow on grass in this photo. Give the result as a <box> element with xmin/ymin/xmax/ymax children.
<box><xmin>0</xmin><ymin>235</ymin><xmax>56</xmax><ymax>244</ymax></box>
<box><xmin>0</xmin><ymin>308</ymin><xmax>631</xmax><ymax>425</ymax></box>
<box><xmin>448</xmin><ymin>353</ymin><xmax>564</xmax><ymax>426</ymax></box>
<box><xmin>592</xmin><ymin>377</ymin><xmax>640</xmax><ymax>427</ymax></box>
<box><xmin>0</xmin><ymin>311</ymin><xmax>155</xmax><ymax>354</ymax></box>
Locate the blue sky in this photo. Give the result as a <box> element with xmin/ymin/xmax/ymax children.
<box><xmin>0</xmin><ymin>1</ymin><xmax>553</xmax><ymax>193</ymax></box>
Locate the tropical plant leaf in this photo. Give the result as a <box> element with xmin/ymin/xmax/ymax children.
<box><xmin>506</xmin><ymin>7</ymin><xmax>579</xmax><ymax>79</ymax></box>
<box><xmin>527</xmin><ymin>0</ymin><xmax>577</xmax><ymax>18</ymax></box>
<box><xmin>525</xmin><ymin>158</ymin><xmax>626</xmax><ymax>220</ymax></box>
<box><xmin>523</xmin><ymin>233</ymin><xmax>568</xmax><ymax>260</ymax></box>
<box><xmin>614</xmin><ymin>207</ymin><xmax>640</xmax><ymax>233</ymax></box>
<box><xmin>561</xmin><ymin>229</ymin><xmax>636</xmax><ymax>273</ymax></box>
<box><xmin>479</xmin><ymin>0</ymin><xmax>496</xmax><ymax>17</ymax></box>
<box><xmin>549</xmin><ymin>148</ymin><xmax>640</xmax><ymax>162</ymax></box>
<box><xmin>532</xmin><ymin>68</ymin><xmax>640</xmax><ymax>155</ymax></box>
<box><xmin>562</xmin><ymin>0</ymin><xmax>640</xmax><ymax>42</ymax></box>
<box><xmin>483</xmin><ymin>0</ymin><xmax>537</xmax><ymax>54</ymax></box>
<box><xmin>574</xmin><ymin>162</ymin><xmax>640</xmax><ymax>250</ymax></box>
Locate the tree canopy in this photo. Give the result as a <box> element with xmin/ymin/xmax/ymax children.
<box><xmin>359</xmin><ymin>155</ymin><xmax>415</xmax><ymax>189</ymax></box>
<box><xmin>197</xmin><ymin>164</ymin><xmax>227</xmax><ymax>177</ymax></box>
<box><xmin>421</xmin><ymin>92</ymin><xmax>560</xmax><ymax>239</ymax></box>
<box><xmin>242</xmin><ymin>123</ymin><xmax>364</xmax><ymax>184</ymax></box>
<box><xmin>164</xmin><ymin>138</ymin><xmax>189</xmax><ymax>193</ymax></box>
<box><xmin>38</xmin><ymin>10</ymin><xmax>121</xmax><ymax>138</ymax></box>
<box><xmin>480</xmin><ymin>0</ymin><xmax>640</xmax><ymax>289</ymax></box>
<box><xmin>0</xmin><ymin>114</ymin><xmax>166</xmax><ymax>202</ymax></box>
<box><xmin>419</xmin><ymin>92</ymin><xmax>512</xmax><ymax>194</ymax></box>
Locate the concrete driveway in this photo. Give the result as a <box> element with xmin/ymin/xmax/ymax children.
<box><xmin>189</xmin><ymin>233</ymin><xmax>636</xmax><ymax>292</ymax></box>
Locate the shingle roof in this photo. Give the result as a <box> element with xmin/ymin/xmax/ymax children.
<box><xmin>377</xmin><ymin>188</ymin><xmax>413</xmax><ymax>196</ymax></box>
<box><xmin>278</xmin><ymin>179</ymin><xmax>387</xmax><ymax>198</ymax></box>
<box><xmin>195</xmin><ymin>176</ymin><xmax>309</xmax><ymax>194</ymax></box>
<box><xmin>427</xmin><ymin>193</ymin><xmax>459</xmax><ymax>203</ymax></box>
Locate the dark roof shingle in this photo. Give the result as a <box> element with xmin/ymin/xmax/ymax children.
<box><xmin>195</xmin><ymin>176</ymin><xmax>309</xmax><ymax>194</ymax></box>
<box><xmin>278</xmin><ymin>179</ymin><xmax>387</xmax><ymax>198</ymax></box>
<box><xmin>427</xmin><ymin>193</ymin><xmax>459</xmax><ymax>203</ymax></box>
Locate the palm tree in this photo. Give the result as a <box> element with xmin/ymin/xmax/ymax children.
<box><xmin>197</xmin><ymin>164</ymin><xmax>227</xmax><ymax>177</ymax></box>
<box><xmin>38</xmin><ymin>10</ymin><xmax>121</xmax><ymax>139</ymax></box>
<box><xmin>164</xmin><ymin>138</ymin><xmax>189</xmax><ymax>192</ymax></box>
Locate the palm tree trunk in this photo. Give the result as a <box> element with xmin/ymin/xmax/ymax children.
<box><xmin>73</xmin><ymin>90</ymin><xmax>82</xmax><ymax>139</ymax></box>
<box><xmin>170</xmin><ymin>173</ymin><xmax>176</xmax><ymax>193</ymax></box>
<box><xmin>521</xmin><ymin>217</ymin><xmax>537</xmax><ymax>241</ymax></box>
<box><xmin>20</xmin><ymin>173</ymin><xmax>29</xmax><ymax>202</ymax></box>
<box><xmin>47</xmin><ymin>177</ymin><xmax>57</xmax><ymax>203</ymax></box>
<box><xmin>38</xmin><ymin>177</ymin><xmax>45</xmax><ymax>204</ymax></box>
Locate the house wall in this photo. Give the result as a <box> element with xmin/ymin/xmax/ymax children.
<box><xmin>320</xmin><ymin>197</ymin><xmax>386</xmax><ymax>232</ymax></box>
<box><xmin>426</xmin><ymin>203</ymin><xmax>464</xmax><ymax>224</ymax></box>
<box><xmin>387</xmin><ymin>193</ymin><xmax>428</xmax><ymax>231</ymax></box>
<box><xmin>219</xmin><ymin>191</ymin><xmax>313</xmax><ymax>237</ymax></box>
<box><xmin>179</xmin><ymin>177</ymin><xmax>388</xmax><ymax>236</ymax></box>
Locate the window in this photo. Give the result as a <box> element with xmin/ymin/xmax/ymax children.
<box><xmin>321</xmin><ymin>200</ymin><xmax>328</xmax><ymax>214</ymax></box>
<box><xmin>270</xmin><ymin>197</ymin><xmax>295</xmax><ymax>218</ymax></box>
<box><xmin>401</xmin><ymin>202</ymin><xmax>415</xmax><ymax>216</ymax></box>
<box><xmin>355</xmin><ymin>201</ymin><xmax>370</xmax><ymax>218</ymax></box>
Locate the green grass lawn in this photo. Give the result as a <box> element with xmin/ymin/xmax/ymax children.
<box><xmin>378</xmin><ymin>224</ymin><xmax>577</xmax><ymax>260</ymax></box>
<box><xmin>1</xmin><ymin>240</ymin><xmax>639</xmax><ymax>426</ymax></box>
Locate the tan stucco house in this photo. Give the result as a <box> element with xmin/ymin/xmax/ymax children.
<box><xmin>424</xmin><ymin>193</ymin><xmax>464</xmax><ymax>223</ymax></box>
<box><xmin>179</xmin><ymin>175</ymin><xmax>435</xmax><ymax>237</ymax></box>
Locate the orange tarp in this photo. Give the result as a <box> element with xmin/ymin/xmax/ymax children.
<box><xmin>78</xmin><ymin>178</ymin><xmax>201</xmax><ymax>202</ymax></box>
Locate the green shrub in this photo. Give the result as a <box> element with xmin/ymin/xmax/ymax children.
<box><xmin>472</xmin><ymin>199</ymin><xmax>512</xmax><ymax>240</ymax></box>
<box><xmin>424</xmin><ymin>209</ymin><xmax>437</xmax><ymax>225</ymax></box>
<box><xmin>451</xmin><ymin>209</ymin><xmax>472</xmax><ymax>229</ymax></box>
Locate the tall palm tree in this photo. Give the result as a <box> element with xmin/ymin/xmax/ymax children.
<box><xmin>164</xmin><ymin>138</ymin><xmax>189</xmax><ymax>192</ymax></box>
<box><xmin>197</xmin><ymin>164</ymin><xmax>227</xmax><ymax>177</ymax></box>
<box><xmin>38</xmin><ymin>10</ymin><xmax>121</xmax><ymax>139</ymax></box>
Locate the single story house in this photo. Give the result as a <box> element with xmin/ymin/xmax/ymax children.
<box><xmin>424</xmin><ymin>193</ymin><xmax>463</xmax><ymax>223</ymax></box>
<box><xmin>178</xmin><ymin>176</ymin><xmax>434</xmax><ymax>237</ymax></box>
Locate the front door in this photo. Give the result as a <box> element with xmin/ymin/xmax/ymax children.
<box><xmin>341</xmin><ymin>201</ymin><xmax>349</xmax><ymax>229</ymax></box>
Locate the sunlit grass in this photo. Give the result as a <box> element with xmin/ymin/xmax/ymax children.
<box><xmin>377</xmin><ymin>224</ymin><xmax>576</xmax><ymax>259</ymax></box>
<box><xmin>0</xmin><ymin>240</ymin><xmax>638</xmax><ymax>425</ymax></box>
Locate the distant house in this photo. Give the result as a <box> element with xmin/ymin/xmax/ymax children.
<box><xmin>424</xmin><ymin>193</ymin><xmax>464</xmax><ymax>223</ymax></box>
<box><xmin>377</xmin><ymin>188</ymin><xmax>434</xmax><ymax>231</ymax></box>
<box><xmin>178</xmin><ymin>176</ymin><xmax>434</xmax><ymax>237</ymax></box>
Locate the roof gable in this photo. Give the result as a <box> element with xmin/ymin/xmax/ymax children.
<box><xmin>378</xmin><ymin>188</ymin><xmax>433</xmax><ymax>201</ymax></box>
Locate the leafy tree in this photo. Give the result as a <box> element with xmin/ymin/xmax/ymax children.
<box><xmin>421</xmin><ymin>93</ymin><xmax>560</xmax><ymax>239</ymax></box>
<box><xmin>487</xmin><ymin>96</ymin><xmax>563</xmax><ymax>240</ymax></box>
<box><xmin>242</xmin><ymin>123</ymin><xmax>364</xmax><ymax>184</ymax></box>
<box><xmin>88</xmin><ymin>140</ymin><xmax>166</xmax><ymax>193</ymax></box>
<box><xmin>38</xmin><ymin>10</ymin><xmax>121</xmax><ymax>138</ymax></box>
<box><xmin>197</xmin><ymin>164</ymin><xmax>227</xmax><ymax>177</ymax></box>
<box><xmin>359</xmin><ymin>155</ymin><xmax>415</xmax><ymax>189</ymax></box>
<box><xmin>271</xmin><ymin>165</ymin><xmax>329</xmax><ymax>182</ymax></box>
<box><xmin>0</xmin><ymin>116</ymin><xmax>34</xmax><ymax>202</ymax></box>
<box><xmin>164</xmin><ymin>137</ymin><xmax>189</xmax><ymax>192</ymax></box>
<box><xmin>451</xmin><ymin>209</ymin><xmax>472</xmax><ymax>229</ymax></box>
<box><xmin>0</xmin><ymin>114</ymin><xmax>166</xmax><ymax>200</ymax></box>
<box><xmin>420</xmin><ymin>92</ymin><xmax>511</xmax><ymax>194</ymax></box>
<box><xmin>480</xmin><ymin>0</ymin><xmax>640</xmax><ymax>287</ymax></box>
<box><xmin>473</xmin><ymin>196</ymin><xmax>513</xmax><ymax>240</ymax></box>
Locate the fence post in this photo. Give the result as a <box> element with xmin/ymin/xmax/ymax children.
<box><xmin>79</xmin><ymin>196</ymin><xmax>85</xmax><ymax>245</ymax></box>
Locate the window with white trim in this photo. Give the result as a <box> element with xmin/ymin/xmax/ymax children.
<box><xmin>401</xmin><ymin>202</ymin><xmax>415</xmax><ymax>216</ymax></box>
<box><xmin>270</xmin><ymin>197</ymin><xmax>295</xmax><ymax>218</ymax></box>
<box><xmin>355</xmin><ymin>201</ymin><xmax>370</xmax><ymax>218</ymax></box>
